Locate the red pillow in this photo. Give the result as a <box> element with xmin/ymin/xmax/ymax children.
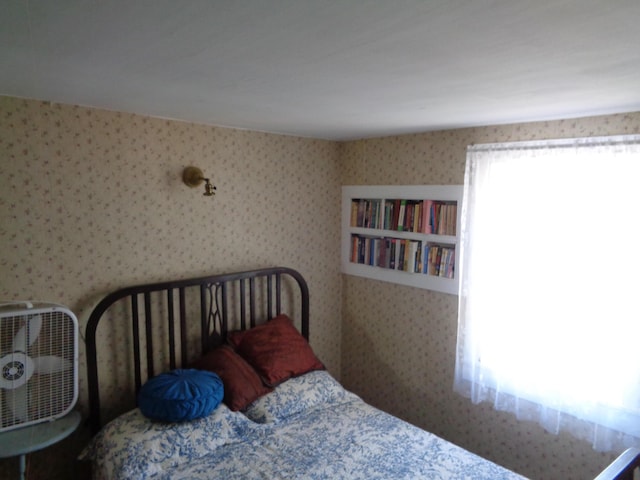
<box><xmin>228</xmin><ymin>314</ymin><xmax>324</xmax><ymax>387</ymax></box>
<box><xmin>190</xmin><ymin>345</ymin><xmax>272</xmax><ymax>411</ymax></box>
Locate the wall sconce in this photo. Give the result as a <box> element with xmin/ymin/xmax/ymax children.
<box><xmin>182</xmin><ymin>166</ymin><xmax>217</xmax><ymax>197</ymax></box>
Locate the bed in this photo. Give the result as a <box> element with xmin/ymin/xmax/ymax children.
<box><xmin>80</xmin><ymin>266</ymin><xmax>640</xmax><ymax>480</ymax></box>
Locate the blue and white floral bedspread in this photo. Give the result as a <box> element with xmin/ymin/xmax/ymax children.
<box><xmin>81</xmin><ymin>371</ymin><xmax>526</xmax><ymax>479</ymax></box>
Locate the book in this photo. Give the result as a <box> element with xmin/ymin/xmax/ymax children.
<box><xmin>422</xmin><ymin>200</ymin><xmax>433</xmax><ymax>234</ymax></box>
<box><xmin>359</xmin><ymin>237</ymin><xmax>366</xmax><ymax>264</ymax></box>
<box><xmin>377</xmin><ymin>238</ymin><xmax>387</xmax><ymax>268</ymax></box>
<box><xmin>372</xmin><ymin>238</ymin><xmax>380</xmax><ymax>266</ymax></box>
<box><xmin>427</xmin><ymin>245</ymin><xmax>441</xmax><ymax>276</ymax></box>
<box><xmin>424</xmin><ymin>245</ymin><xmax>429</xmax><ymax>274</ymax></box>
<box><xmin>390</xmin><ymin>239</ymin><xmax>397</xmax><ymax>270</ymax></box>
<box><xmin>372</xmin><ymin>200</ymin><xmax>380</xmax><ymax>229</ymax></box>
<box><xmin>391</xmin><ymin>200</ymin><xmax>401</xmax><ymax>231</ymax></box>
<box><xmin>383</xmin><ymin>201</ymin><xmax>393</xmax><ymax>230</ymax></box>
<box><xmin>351</xmin><ymin>235</ymin><xmax>358</xmax><ymax>263</ymax></box>
<box><xmin>356</xmin><ymin>200</ymin><xmax>365</xmax><ymax>227</ymax></box>
<box><xmin>384</xmin><ymin>238</ymin><xmax>392</xmax><ymax>268</ymax></box>
<box><xmin>405</xmin><ymin>202</ymin><xmax>413</xmax><ymax>232</ymax></box>
<box><xmin>350</xmin><ymin>200</ymin><xmax>359</xmax><ymax>227</ymax></box>
<box><xmin>449</xmin><ymin>204</ymin><xmax>457</xmax><ymax>235</ymax></box>
<box><xmin>439</xmin><ymin>247</ymin><xmax>447</xmax><ymax>277</ymax></box>
<box><xmin>407</xmin><ymin>241</ymin><xmax>418</xmax><ymax>273</ymax></box>
<box><xmin>397</xmin><ymin>200</ymin><xmax>407</xmax><ymax>231</ymax></box>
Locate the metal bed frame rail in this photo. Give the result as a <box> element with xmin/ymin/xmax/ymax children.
<box><xmin>594</xmin><ymin>448</ymin><xmax>640</xmax><ymax>480</ymax></box>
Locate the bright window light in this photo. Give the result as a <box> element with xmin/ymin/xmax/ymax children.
<box><xmin>455</xmin><ymin>135</ymin><xmax>640</xmax><ymax>452</ymax></box>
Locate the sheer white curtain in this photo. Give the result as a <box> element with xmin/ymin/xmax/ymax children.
<box><xmin>454</xmin><ymin>135</ymin><xmax>640</xmax><ymax>452</ymax></box>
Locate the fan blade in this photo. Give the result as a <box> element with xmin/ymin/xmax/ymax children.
<box><xmin>5</xmin><ymin>385</ymin><xmax>28</xmax><ymax>422</ymax></box>
<box><xmin>12</xmin><ymin>314</ymin><xmax>43</xmax><ymax>351</ymax></box>
<box><xmin>33</xmin><ymin>355</ymin><xmax>71</xmax><ymax>375</ymax></box>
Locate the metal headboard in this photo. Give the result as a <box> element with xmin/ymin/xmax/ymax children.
<box><xmin>85</xmin><ymin>266</ymin><xmax>309</xmax><ymax>433</ymax></box>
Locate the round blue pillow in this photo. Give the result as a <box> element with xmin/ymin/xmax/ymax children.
<box><xmin>138</xmin><ymin>369</ymin><xmax>224</xmax><ymax>422</ymax></box>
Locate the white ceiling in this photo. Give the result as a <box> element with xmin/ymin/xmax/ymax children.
<box><xmin>2</xmin><ymin>0</ymin><xmax>640</xmax><ymax>140</ymax></box>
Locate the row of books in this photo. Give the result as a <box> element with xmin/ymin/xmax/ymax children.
<box><xmin>349</xmin><ymin>235</ymin><xmax>455</xmax><ymax>278</ymax></box>
<box><xmin>350</xmin><ymin>198</ymin><xmax>457</xmax><ymax>236</ymax></box>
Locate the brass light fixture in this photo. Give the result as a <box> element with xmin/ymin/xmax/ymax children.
<box><xmin>182</xmin><ymin>166</ymin><xmax>216</xmax><ymax>196</ymax></box>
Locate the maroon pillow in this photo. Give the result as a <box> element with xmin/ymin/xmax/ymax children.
<box><xmin>190</xmin><ymin>345</ymin><xmax>272</xmax><ymax>411</ymax></box>
<box><xmin>228</xmin><ymin>314</ymin><xmax>324</xmax><ymax>387</ymax></box>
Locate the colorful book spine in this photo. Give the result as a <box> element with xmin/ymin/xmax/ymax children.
<box><xmin>397</xmin><ymin>200</ymin><xmax>406</xmax><ymax>231</ymax></box>
<box><xmin>422</xmin><ymin>200</ymin><xmax>433</xmax><ymax>234</ymax></box>
<box><xmin>391</xmin><ymin>200</ymin><xmax>400</xmax><ymax>231</ymax></box>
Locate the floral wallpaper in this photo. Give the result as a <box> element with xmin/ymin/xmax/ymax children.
<box><xmin>1</xmin><ymin>95</ymin><xmax>639</xmax><ymax>480</ymax></box>
<box><xmin>0</xmin><ymin>96</ymin><xmax>342</xmax><ymax>479</ymax></box>
<box><xmin>339</xmin><ymin>111</ymin><xmax>640</xmax><ymax>480</ymax></box>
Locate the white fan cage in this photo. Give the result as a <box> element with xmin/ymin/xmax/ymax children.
<box><xmin>0</xmin><ymin>302</ymin><xmax>78</xmax><ymax>432</ymax></box>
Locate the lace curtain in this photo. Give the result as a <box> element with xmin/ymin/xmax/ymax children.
<box><xmin>454</xmin><ymin>135</ymin><xmax>640</xmax><ymax>452</ymax></box>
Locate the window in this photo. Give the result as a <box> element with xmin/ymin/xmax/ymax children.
<box><xmin>454</xmin><ymin>135</ymin><xmax>640</xmax><ymax>452</ymax></box>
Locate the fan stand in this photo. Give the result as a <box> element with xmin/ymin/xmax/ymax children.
<box><xmin>0</xmin><ymin>410</ymin><xmax>80</xmax><ymax>480</ymax></box>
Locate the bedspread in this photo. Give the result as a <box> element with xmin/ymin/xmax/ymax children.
<box><xmin>81</xmin><ymin>371</ymin><xmax>526</xmax><ymax>479</ymax></box>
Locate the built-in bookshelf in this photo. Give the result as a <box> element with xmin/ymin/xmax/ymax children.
<box><xmin>341</xmin><ymin>185</ymin><xmax>463</xmax><ymax>295</ymax></box>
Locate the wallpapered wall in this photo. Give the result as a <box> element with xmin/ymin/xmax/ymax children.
<box><xmin>0</xmin><ymin>96</ymin><xmax>342</xmax><ymax>478</ymax></box>
<box><xmin>339</xmin><ymin>111</ymin><xmax>640</xmax><ymax>480</ymax></box>
<box><xmin>1</xmin><ymin>96</ymin><xmax>639</xmax><ymax>479</ymax></box>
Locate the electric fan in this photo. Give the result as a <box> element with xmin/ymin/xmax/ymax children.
<box><xmin>0</xmin><ymin>302</ymin><xmax>78</xmax><ymax>432</ymax></box>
